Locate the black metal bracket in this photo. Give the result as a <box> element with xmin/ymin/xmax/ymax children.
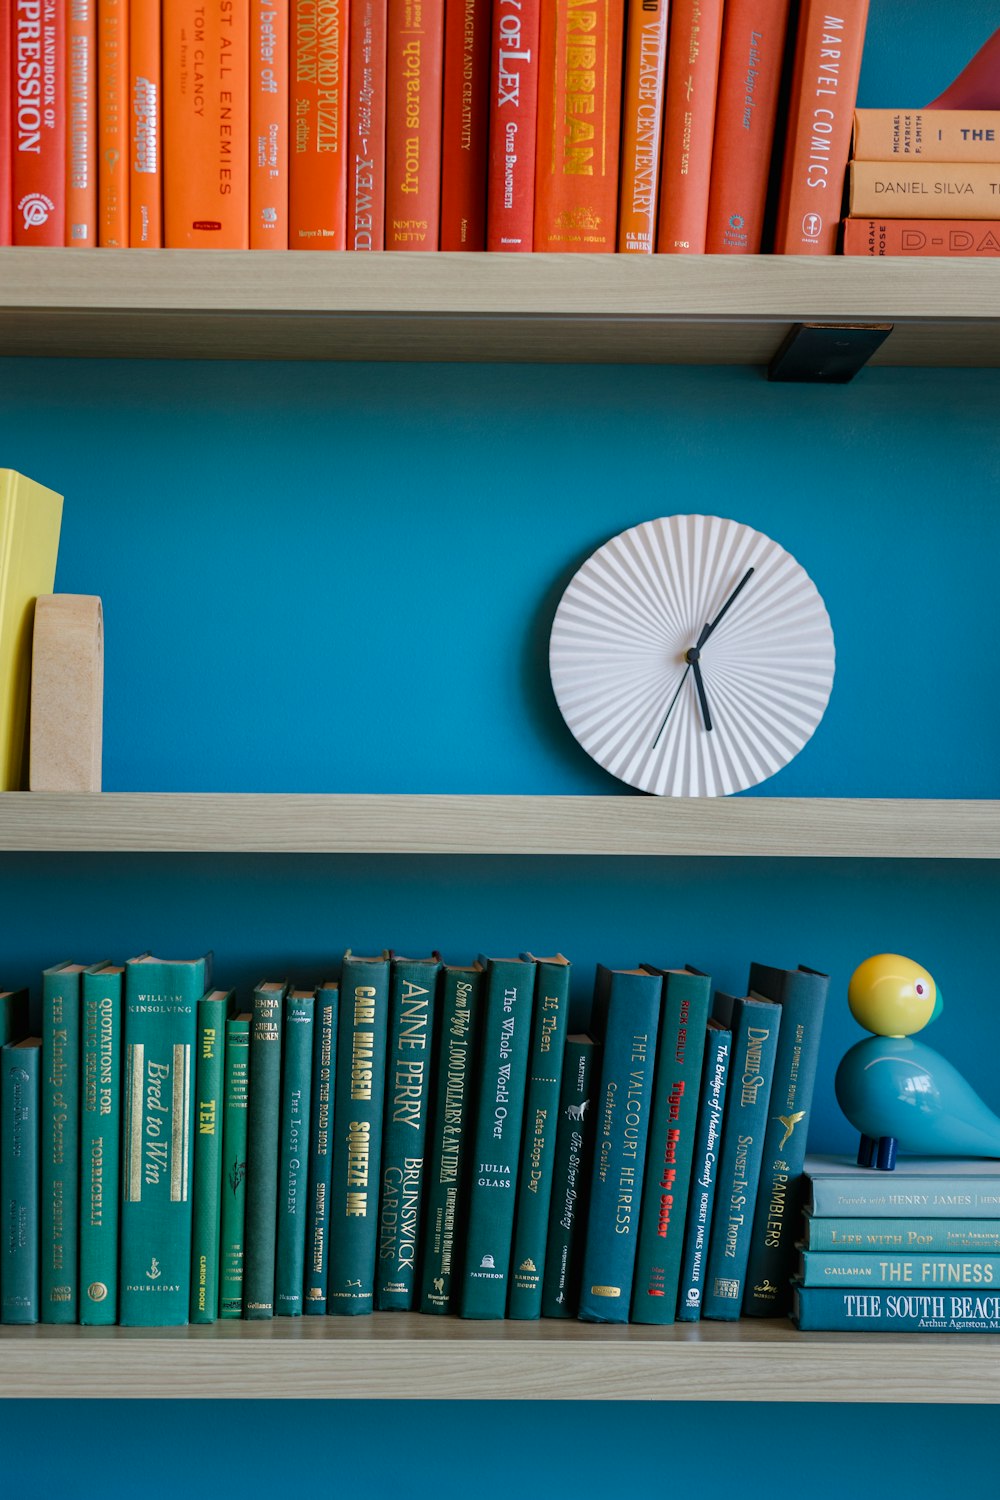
<box><xmin>767</xmin><ymin>322</ymin><xmax>894</xmax><ymax>384</ymax></box>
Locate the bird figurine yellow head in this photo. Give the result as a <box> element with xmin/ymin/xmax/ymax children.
<box><xmin>847</xmin><ymin>952</ymin><xmax>942</xmax><ymax>1038</ymax></box>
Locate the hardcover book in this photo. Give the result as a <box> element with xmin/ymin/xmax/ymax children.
<box><xmin>275</xmin><ymin>988</ymin><xmax>315</xmax><ymax>1315</ymax></box>
<box><xmin>129</xmin><ymin>0</ymin><xmax>163</xmax><ymax>246</ymax></box>
<box><xmin>0</xmin><ymin>470</ymin><xmax>63</xmax><ymax>792</ymax></box>
<box><xmin>656</xmin><ymin>0</ymin><xmax>724</xmax><ymax>253</ymax></box>
<box><xmin>440</xmin><ymin>0</ymin><xmax>490</xmax><ymax>249</ymax></box>
<box><xmin>541</xmin><ymin>1033</ymin><xmax>598</xmax><ymax>1319</ymax></box>
<box><xmin>677</xmin><ymin>1020</ymin><xmax>731</xmax><ymax>1321</ymax></box>
<box><xmin>67</xmin><ymin>0</ymin><xmax>98</xmax><ymax>244</ymax></box>
<box><xmin>1</xmin><ymin>0</ymin><xmax>11</xmax><ymax>245</ymax></box>
<box><xmin>848</xmin><ymin>160</ymin><xmax>1000</xmax><ymax>218</ymax></box>
<box><xmin>80</xmin><ymin>963</ymin><xmax>123</xmax><ymax>1325</ymax></box>
<box><xmin>243</xmin><ymin>978</ymin><xmax>287</xmax><ymax>1319</ymax></box>
<box><xmin>12</xmin><ymin>0</ymin><xmax>65</xmax><ymax>244</ymax></box>
<box><xmin>98</xmin><ymin>0</ymin><xmax>129</xmax><ymax>245</ymax></box>
<box><xmin>1</xmin><ymin>1038</ymin><xmax>41</xmax><ymax>1324</ymax></box>
<box><xmin>347</xmin><ymin>0</ymin><xmax>388</xmax><ymax>250</ymax></box>
<box><xmin>853</xmin><ymin>109</ymin><xmax>1000</xmax><ymax>161</ymax></box>
<box><xmin>218</xmin><ymin>1008</ymin><xmax>252</xmax><ymax>1318</ymax></box>
<box><xmin>485</xmin><ymin>0</ymin><xmax>541</xmax><ymax>251</ymax></box>
<box><xmin>41</xmin><ymin>960</ymin><xmax>90</xmax><ymax>1323</ymax></box>
<box><xmin>803</xmin><ymin>1215</ymin><xmax>1000</xmax><ymax>1253</ymax></box>
<box><xmin>842</xmin><ymin>219</ymin><xmax>1000</xmax><ymax>256</ymax></box>
<box><xmin>804</xmin><ymin>1156</ymin><xmax>1000</xmax><ymax>1218</ymax></box>
<box><xmin>190</xmin><ymin>988</ymin><xmax>234</xmax><ymax>1324</ymax></box>
<box><xmin>792</xmin><ymin>1283</ymin><xmax>1000</xmax><ymax>1333</ymax></box>
<box><xmin>617</xmin><ymin>0</ymin><xmax>669</xmax><ymax>253</ymax></box>
<box><xmin>289</xmin><ymin>0</ymin><xmax>348</xmax><ymax>248</ymax></box>
<box><xmin>0</xmin><ymin>988</ymin><xmax>29</xmax><ymax>1047</ymax></box>
<box><xmin>385</xmin><ymin>0</ymin><xmax>445</xmax><ymax>250</ymax></box>
<box><xmin>304</xmin><ymin>980</ymin><xmax>338</xmax><ymax>1313</ymax></box>
<box><xmin>798</xmin><ymin>1249</ymin><xmax>1000</xmax><ymax>1287</ymax></box>
<box><xmin>250</xmin><ymin>0</ymin><xmax>288</xmax><ymax>246</ymax></box>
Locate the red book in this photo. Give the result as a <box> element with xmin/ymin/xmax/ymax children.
<box><xmin>843</xmin><ymin>218</ymin><xmax>1000</xmax><ymax>258</ymax></box>
<box><xmin>1</xmin><ymin>0</ymin><xmax>13</xmax><ymax>244</ymax></box>
<box><xmin>656</xmin><ymin>0</ymin><xmax>724</xmax><ymax>254</ymax></box>
<box><xmin>385</xmin><ymin>0</ymin><xmax>445</xmax><ymax>251</ymax></box>
<box><xmin>289</xmin><ymin>0</ymin><xmax>348</xmax><ymax>249</ymax></box>
<box><xmin>347</xmin><ymin>0</ymin><xmax>387</xmax><ymax>250</ymax></box>
<box><xmin>129</xmin><ymin>0</ymin><xmax>161</xmax><ymax>245</ymax></box>
<box><xmin>704</xmin><ymin>0</ymin><xmax>792</xmax><ymax>254</ymax></box>
<box><xmin>485</xmin><ymin>0</ymin><xmax>541</xmax><ymax>252</ymax></box>
<box><xmin>773</xmin><ymin>0</ymin><xmax>870</xmax><ymax>255</ymax></box>
<box><xmin>250</xmin><ymin>0</ymin><xmax>288</xmax><ymax>246</ymax></box>
<box><xmin>66</xmin><ymin>0</ymin><xmax>97</xmax><ymax>243</ymax></box>
<box><xmin>617</xmin><ymin>0</ymin><xmax>669</xmax><ymax>254</ymax></box>
<box><xmin>12</xmin><ymin>0</ymin><xmax>66</xmax><ymax>244</ymax></box>
<box><xmin>98</xmin><ymin>0</ymin><xmax>128</xmax><ymax>244</ymax></box>
<box><xmin>440</xmin><ymin>0</ymin><xmax>490</xmax><ymax>250</ymax></box>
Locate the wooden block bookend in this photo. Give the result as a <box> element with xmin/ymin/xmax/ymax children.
<box><xmin>29</xmin><ymin>594</ymin><xmax>104</xmax><ymax>792</ymax></box>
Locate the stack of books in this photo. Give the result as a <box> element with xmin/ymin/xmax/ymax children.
<box><xmin>792</xmin><ymin>1156</ymin><xmax>1000</xmax><ymax>1331</ymax></box>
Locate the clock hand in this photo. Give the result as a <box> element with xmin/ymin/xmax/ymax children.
<box><xmin>651</xmin><ymin>663</ymin><xmax>691</xmax><ymax>748</ymax></box>
<box><xmin>689</xmin><ymin>651</ymin><xmax>713</xmax><ymax>732</ymax></box>
<box><xmin>652</xmin><ymin>570</ymin><xmax>754</xmax><ymax>747</ymax></box>
<box><xmin>695</xmin><ymin>566</ymin><xmax>755</xmax><ymax>650</ymax></box>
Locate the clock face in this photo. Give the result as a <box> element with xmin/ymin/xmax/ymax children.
<box><xmin>549</xmin><ymin>515</ymin><xmax>836</xmax><ymax>796</ymax></box>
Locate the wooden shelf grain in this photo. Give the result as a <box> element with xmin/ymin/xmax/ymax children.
<box><xmin>1</xmin><ymin>249</ymin><xmax>999</xmax><ymax>366</ymax></box>
<box><xmin>0</xmin><ymin>793</ymin><xmax>996</xmax><ymax>856</ymax></box>
<box><xmin>1</xmin><ymin>1315</ymin><xmax>997</xmax><ymax>1401</ymax></box>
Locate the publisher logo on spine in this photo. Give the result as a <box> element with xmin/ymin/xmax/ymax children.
<box><xmin>802</xmin><ymin>212</ymin><xmax>823</xmax><ymax>241</ymax></box>
<box><xmin>87</xmin><ymin>1281</ymin><xmax>109</xmax><ymax>1303</ymax></box>
<box><xmin>19</xmin><ymin>193</ymin><xmax>54</xmax><ymax>231</ymax></box>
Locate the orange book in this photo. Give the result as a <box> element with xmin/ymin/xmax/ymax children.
<box><xmin>1</xmin><ymin>0</ymin><xmax>13</xmax><ymax>244</ymax></box>
<box><xmin>773</xmin><ymin>0</ymin><xmax>870</xmax><ymax>255</ymax></box>
<box><xmin>250</xmin><ymin>0</ymin><xmax>288</xmax><ymax>246</ymax></box>
<box><xmin>289</xmin><ymin>0</ymin><xmax>348</xmax><ymax>249</ymax></box>
<box><xmin>129</xmin><ymin>0</ymin><xmax>161</xmax><ymax>245</ymax></box>
<box><xmin>13</xmin><ymin>0</ymin><xmax>66</xmax><ymax>244</ymax></box>
<box><xmin>98</xmin><ymin>0</ymin><xmax>128</xmax><ymax>244</ymax></box>
<box><xmin>853</xmin><ymin>110</ymin><xmax>1000</xmax><ymax>163</ymax></box>
<box><xmin>849</xmin><ymin>160</ymin><xmax>1000</xmax><ymax>220</ymax></box>
<box><xmin>656</xmin><ymin>0</ymin><xmax>724</xmax><ymax>253</ymax></box>
<box><xmin>385</xmin><ymin>0</ymin><xmax>445</xmax><ymax>251</ymax></box>
<box><xmin>347</xmin><ymin>0</ymin><xmax>388</xmax><ymax>250</ymax></box>
<box><xmin>843</xmin><ymin>218</ymin><xmax>1000</xmax><ymax>257</ymax></box>
<box><xmin>533</xmin><ymin>0</ymin><xmax>627</xmax><ymax>252</ymax></box>
<box><xmin>66</xmin><ymin>0</ymin><xmax>97</xmax><ymax>244</ymax></box>
<box><xmin>617</xmin><ymin>0</ymin><xmax>668</xmax><ymax>253</ymax></box>
<box><xmin>164</xmin><ymin>0</ymin><xmax>250</xmax><ymax>247</ymax></box>
<box><xmin>440</xmin><ymin>0</ymin><xmax>491</xmax><ymax>250</ymax></box>
<box><xmin>485</xmin><ymin>0</ymin><xmax>541</xmax><ymax>252</ymax></box>
<box><xmin>704</xmin><ymin>0</ymin><xmax>792</xmax><ymax>254</ymax></box>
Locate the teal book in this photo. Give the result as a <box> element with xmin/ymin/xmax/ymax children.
<box><xmin>328</xmin><ymin>951</ymin><xmax>392</xmax><ymax>1315</ymax></box>
<box><xmin>701</xmin><ymin>994</ymin><xmax>781</xmax><ymax>1322</ymax></box>
<box><xmin>419</xmin><ymin>961</ymin><xmax>483</xmax><ymax>1315</ymax></box>
<box><xmin>508</xmin><ymin>953</ymin><xmax>571</xmax><ymax>1320</ymax></box>
<box><xmin>120</xmin><ymin>952</ymin><xmax>212</xmax><ymax>1327</ymax></box>
<box><xmin>798</xmin><ymin>1249</ymin><xmax>1000</xmax><ymax>1287</ymax></box>
<box><xmin>376</xmin><ymin>953</ymin><xmax>441</xmax><ymax>1310</ymax></box>
<box><xmin>218</xmin><ymin>1008</ymin><xmax>252</xmax><ymax>1318</ymax></box>
<box><xmin>275</xmin><ymin>988</ymin><xmax>315</xmax><ymax>1316</ymax></box>
<box><xmin>304</xmin><ymin>981</ymin><xmax>338</xmax><ymax>1314</ymax></box>
<box><xmin>577</xmin><ymin>966</ymin><xmax>662</xmax><ymax>1324</ymax></box>
<box><xmin>79</xmin><ymin>963</ymin><xmax>123</xmax><ymax>1326</ymax></box>
<box><xmin>0</xmin><ymin>988</ymin><xmax>28</xmax><ymax>1046</ymax></box>
<box><xmin>41</xmin><ymin>960</ymin><xmax>96</xmax><ymax>1323</ymax></box>
<box><xmin>242</xmin><ymin>979</ymin><xmax>287</xmax><ymax>1320</ymax></box>
<box><xmin>631</xmin><ymin>965</ymin><xmax>712</xmax><ymax>1325</ymax></box>
<box><xmin>791</xmin><ymin>1284</ymin><xmax>1000</xmax><ymax>1333</ymax></box>
<box><xmin>190</xmin><ymin>987</ymin><xmax>235</xmax><ymax>1324</ymax></box>
<box><xmin>1</xmin><ymin>1037</ymin><xmax>41</xmax><ymax>1324</ymax></box>
<box><xmin>459</xmin><ymin>954</ymin><xmax>538</xmax><ymax>1320</ymax></box>
<box><xmin>742</xmin><ymin>963</ymin><xmax>829</xmax><ymax>1318</ymax></box>
<box><xmin>677</xmin><ymin>1020</ymin><xmax>732</xmax><ymax>1321</ymax></box>
<box><xmin>803</xmin><ymin>1216</ymin><xmax>1000</xmax><ymax>1254</ymax></box>
<box><xmin>804</xmin><ymin>1155</ymin><xmax>1000</xmax><ymax>1217</ymax></box>
<box><xmin>541</xmin><ymin>1034</ymin><xmax>598</xmax><ymax>1319</ymax></box>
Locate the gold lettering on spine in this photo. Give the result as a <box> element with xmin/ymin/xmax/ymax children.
<box><xmin>171</xmin><ymin>1044</ymin><xmax>189</xmax><ymax>1202</ymax></box>
<box><xmin>126</xmin><ymin>1044</ymin><xmax>144</xmax><ymax>1201</ymax></box>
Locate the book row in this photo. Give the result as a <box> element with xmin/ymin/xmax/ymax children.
<box><xmin>0</xmin><ymin>951</ymin><xmax>830</xmax><ymax>1327</ymax></box>
<box><xmin>3</xmin><ymin>0</ymin><xmax>875</xmax><ymax>256</ymax></box>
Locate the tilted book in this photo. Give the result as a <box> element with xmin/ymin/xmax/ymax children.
<box><xmin>1</xmin><ymin>1038</ymin><xmax>41</xmax><ymax>1324</ymax></box>
<box><xmin>792</xmin><ymin>1284</ymin><xmax>1000</xmax><ymax>1333</ymax></box>
<box><xmin>0</xmin><ymin>470</ymin><xmax>63</xmax><ymax>790</ymax></box>
<box><xmin>190</xmin><ymin>988</ymin><xmax>235</xmax><ymax>1323</ymax></box>
<box><xmin>243</xmin><ymin>978</ymin><xmax>287</xmax><ymax>1319</ymax></box>
<box><xmin>304</xmin><ymin>981</ymin><xmax>338</xmax><ymax>1313</ymax></box>
<box><xmin>275</xmin><ymin>989</ymin><xmax>315</xmax><ymax>1315</ymax></box>
<box><xmin>80</xmin><ymin>963</ymin><xmax>123</xmax><ymax>1325</ymax></box>
<box><xmin>804</xmin><ymin>1156</ymin><xmax>1000</xmax><ymax>1218</ymax></box>
<box><xmin>218</xmin><ymin>1009</ymin><xmax>252</xmax><ymax>1318</ymax></box>
<box><xmin>541</xmin><ymin>1033</ymin><xmax>598</xmax><ymax>1319</ymax></box>
<box><xmin>677</xmin><ymin>1020</ymin><xmax>731</xmax><ymax>1321</ymax></box>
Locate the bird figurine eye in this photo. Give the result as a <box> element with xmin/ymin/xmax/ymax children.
<box><xmin>914</xmin><ymin>980</ymin><xmax>927</xmax><ymax>997</ymax></box>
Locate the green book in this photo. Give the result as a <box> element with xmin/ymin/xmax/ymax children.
<box><xmin>304</xmin><ymin>981</ymin><xmax>338</xmax><ymax>1314</ymax></box>
<box><xmin>79</xmin><ymin>963</ymin><xmax>123</xmax><ymax>1326</ymax></box>
<box><xmin>419</xmin><ymin>961</ymin><xmax>483</xmax><ymax>1315</ymax></box>
<box><xmin>376</xmin><ymin>953</ymin><xmax>441</xmax><ymax>1310</ymax></box>
<box><xmin>541</xmin><ymin>1034</ymin><xmax>598</xmax><ymax>1318</ymax></box>
<box><xmin>120</xmin><ymin>952</ymin><xmax>212</xmax><ymax>1327</ymax></box>
<box><xmin>41</xmin><ymin>960</ymin><xmax>98</xmax><ymax>1323</ymax></box>
<box><xmin>507</xmin><ymin>953</ymin><xmax>571</xmax><ymax>1320</ymax></box>
<box><xmin>218</xmin><ymin>1009</ymin><xmax>252</xmax><ymax>1318</ymax></box>
<box><xmin>1</xmin><ymin>1037</ymin><xmax>41</xmax><ymax>1324</ymax></box>
<box><xmin>242</xmin><ymin>979</ymin><xmax>287</xmax><ymax>1320</ymax></box>
<box><xmin>190</xmin><ymin>987</ymin><xmax>235</xmax><ymax>1324</ymax></box>
<box><xmin>460</xmin><ymin>954</ymin><xmax>538</xmax><ymax>1320</ymax></box>
<box><xmin>328</xmin><ymin>951</ymin><xmax>391</xmax><ymax>1315</ymax></box>
<box><xmin>275</xmin><ymin>988</ymin><xmax>315</xmax><ymax>1316</ymax></box>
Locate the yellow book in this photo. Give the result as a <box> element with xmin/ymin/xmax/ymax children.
<box><xmin>0</xmin><ymin>471</ymin><xmax>64</xmax><ymax>790</ymax></box>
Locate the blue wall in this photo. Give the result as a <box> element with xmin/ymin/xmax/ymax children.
<box><xmin>2</xmin><ymin>0</ymin><xmax>999</xmax><ymax>1490</ymax></box>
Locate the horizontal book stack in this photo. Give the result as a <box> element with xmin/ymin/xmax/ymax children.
<box><xmin>792</xmin><ymin>1156</ymin><xmax>1000</xmax><ymax>1332</ymax></box>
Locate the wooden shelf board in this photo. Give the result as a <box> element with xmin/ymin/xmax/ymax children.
<box><xmin>1</xmin><ymin>250</ymin><xmax>998</xmax><ymax>366</ymax></box>
<box><xmin>1</xmin><ymin>1315</ymin><xmax>996</xmax><ymax>1401</ymax></box>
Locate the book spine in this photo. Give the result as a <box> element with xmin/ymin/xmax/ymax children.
<box><xmin>533</xmin><ymin>0</ymin><xmax>626</xmax><ymax>252</ymax></box>
<box><xmin>656</xmin><ymin>0</ymin><xmax>724</xmax><ymax>253</ymax></box>
<box><xmin>799</xmin><ymin>1250</ymin><xmax>1000</xmax><ymax>1288</ymax></box>
<box><xmin>853</xmin><ymin>109</ymin><xmax>1000</xmax><ymax>162</ymax></box>
<box><xmin>289</xmin><ymin>0</ymin><xmax>348</xmax><ymax>248</ymax></box>
<box><xmin>541</xmin><ymin>1036</ymin><xmax>598</xmax><ymax>1319</ymax></box>
<box><xmin>0</xmin><ymin>0</ymin><xmax>11</xmax><ymax>244</ymax></box>
<box><xmin>1</xmin><ymin>1044</ymin><xmax>40</xmax><ymax>1324</ymax></box>
<box><xmin>418</xmin><ymin>965</ymin><xmax>483</xmax><ymax>1315</ymax></box>
<box><xmin>250</xmin><ymin>0</ymin><xmax>288</xmax><ymax>246</ymax></box>
<box><xmin>677</xmin><ymin>1025</ymin><xmax>731</xmax><ymax>1321</ymax></box>
<box><xmin>849</xmin><ymin>160</ymin><xmax>1000</xmax><ymax>219</ymax></box>
<box><xmin>304</xmin><ymin>986</ymin><xmax>337</xmax><ymax>1313</ymax></box>
<box><xmin>66</xmin><ymin>0</ymin><xmax>97</xmax><ymax>243</ymax></box>
<box><xmin>704</xmin><ymin>0</ymin><xmax>792</xmax><ymax>253</ymax></box>
<box><xmin>842</xmin><ymin>218</ymin><xmax>1000</xmax><ymax>256</ymax></box>
<box><xmin>485</xmin><ymin>0</ymin><xmax>540</xmax><ymax>251</ymax></box>
<box><xmin>97</xmin><ymin>0</ymin><xmax>128</xmax><ymax>244</ymax></box>
<box><xmin>275</xmin><ymin>993</ymin><xmax>314</xmax><ymax>1316</ymax></box>
<box><xmin>385</xmin><ymin>0</ymin><xmax>444</xmax><ymax>250</ymax></box>
<box><xmin>190</xmin><ymin>994</ymin><xmax>229</xmax><ymax>1323</ymax></box>
<box><xmin>128</xmin><ymin>0</ymin><xmax>162</xmax><ymax>245</ymax></box>
<box><xmin>773</xmin><ymin>0</ymin><xmax>870</xmax><ymax>255</ymax></box>
<box><xmin>217</xmin><ymin>1014</ymin><xmax>251</xmax><ymax>1317</ymax></box>
<box><xmin>242</xmin><ymin>984</ymin><xmax>285</xmax><ymax>1320</ymax></box>
<box><xmin>792</xmin><ymin>1285</ymin><xmax>1000</xmax><ymax>1333</ymax></box>
<box><xmin>507</xmin><ymin>959</ymin><xmax>570</xmax><ymax>1319</ymax></box>
<box><xmin>460</xmin><ymin>957</ymin><xmax>538</xmax><ymax>1319</ymax></box>
<box><xmin>631</xmin><ymin>971</ymin><xmax>711</xmax><ymax>1324</ymax></box>
<box><xmin>806</xmin><ymin>1217</ymin><xmax>1000</xmax><ymax>1253</ymax></box>
<box><xmin>327</xmin><ymin>954</ymin><xmax>392</xmax><ymax>1314</ymax></box>
<box><xmin>41</xmin><ymin>967</ymin><xmax>80</xmax><ymax>1323</ymax></box>
<box><xmin>440</xmin><ymin>0</ymin><xmax>490</xmax><ymax>250</ymax></box>
<box><xmin>346</xmin><ymin>0</ymin><xmax>388</xmax><ymax>250</ymax></box>
<box><xmin>577</xmin><ymin>968</ymin><xmax>662</xmax><ymax>1324</ymax></box>
<box><xmin>616</xmin><ymin>0</ymin><xmax>668</xmax><ymax>253</ymax></box>
<box><xmin>79</xmin><ymin>969</ymin><xmax>121</xmax><ymax>1325</ymax></box>
<box><xmin>13</xmin><ymin>0</ymin><xmax>66</xmax><ymax>244</ymax></box>
<box><xmin>701</xmin><ymin>998</ymin><xmax>781</xmax><ymax>1321</ymax></box>
<box><xmin>808</xmin><ymin>1176</ymin><xmax>1000</xmax><ymax>1218</ymax></box>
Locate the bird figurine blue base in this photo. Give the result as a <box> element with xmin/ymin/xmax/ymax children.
<box><xmin>835</xmin><ymin>953</ymin><xmax>1000</xmax><ymax>1171</ymax></box>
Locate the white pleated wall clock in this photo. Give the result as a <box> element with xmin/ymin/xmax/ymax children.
<box><xmin>548</xmin><ymin>515</ymin><xmax>836</xmax><ymax>797</ymax></box>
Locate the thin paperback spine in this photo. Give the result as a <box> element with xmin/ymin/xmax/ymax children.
<box><xmin>98</xmin><ymin>0</ymin><xmax>128</xmax><ymax>244</ymax></box>
<box><xmin>190</xmin><ymin>989</ymin><xmax>233</xmax><ymax>1323</ymax></box>
<box><xmin>485</xmin><ymin>0</ymin><xmax>540</xmax><ymax>251</ymax></box>
<box><xmin>617</xmin><ymin>0</ymin><xmax>669</xmax><ymax>253</ymax></box>
<box><xmin>440</xmin><ymin>0</ymin><xmax>490</xmax><ymax>250</ymax></box>
<box><xmin>128</xmin><ymin>0</ymin><xmax>160</xmax><ymax>244</ymax></box>
<box><xmin>275</xmin><ymin>990</ymin><xmax>315</xmax><ymax>1316</ymax></box>
<box><xmin>41</xmin><ymin>961</ymin><xmax>85</xmax><ymax>1323</ymax></box>
<box><xmin>250</xmin><ymin>0</ymin><xmax>288</xmax><ymax>246</ymax></box>
<box><xmin>304</xmin><ymin>982</ymin><xmax>338</xmax><ymax>1314</ymax></box>
<box><xmin>66</xmin><ymin>0</ymin><xmax>98</xmax><ymax>244</ymax></box>
<box><xmin>1</xmin><ymin>1040</ymin><xmax>41</xmax><ymax>1324</ymax></box>
<box><xmin>677</xmin><ymin>1022</ymin><xmax>731</xmax><ymax>1321</ymax></box>
<box><xmin>218</xmin><ymin>1011</ymin><xmax>251</xmax><ymax>1317</ymax></box>
<box><xmin>347</xmin><ymin>0</ymin><xmax>388</xmax><ymax>250</ymax></box>
<box><xmin>541</xmin><ymin>1035</ymin><xmax>598</xmax><ymax>1319</ymax></box>
<box><xmin>243</xmin><ymin>979</ymin><xmax>287</xmax><ymax>1320</ymax></box>
<box><xmin>80</xmin><ymin>964</ymin><xmax>123</xmax><ymax>1325</ymax></box>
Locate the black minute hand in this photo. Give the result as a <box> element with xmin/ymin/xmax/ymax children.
<box><xmin>694</xmin><ymin>566</ymin><xmax>755</xmax><ymax>650</ymax></box>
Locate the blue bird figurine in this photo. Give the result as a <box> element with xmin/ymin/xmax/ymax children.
<box><xmin>835</xmin><ymin>953</ymin><xmax>1000</xmax><ymax>1171</ymax></box>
